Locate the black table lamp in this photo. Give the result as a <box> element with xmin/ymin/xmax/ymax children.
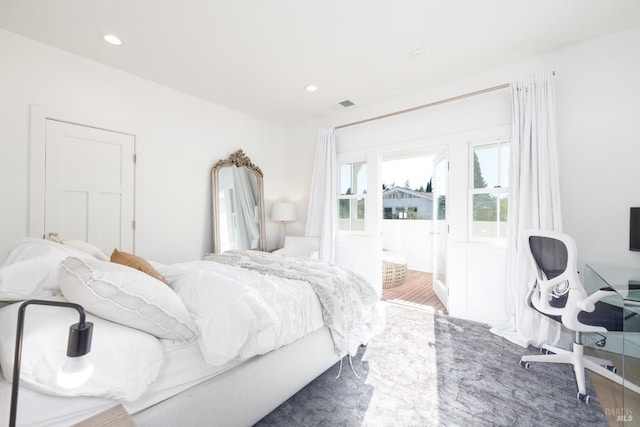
<box><xmin>9</xmin><ymin>300</ymin><xmax>94</xmax><ymax>427</ymax></box>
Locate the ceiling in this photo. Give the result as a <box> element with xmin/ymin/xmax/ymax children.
<box><xmin>1</xmin><ymin>1</ymin><xmax>639</xmax><ymax>125</ymax></box>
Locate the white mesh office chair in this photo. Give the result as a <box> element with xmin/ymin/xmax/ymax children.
<box><xmin>519</xmin><ymin>229</ymin><xmax>640</xmax><ymax>403</ymax></box>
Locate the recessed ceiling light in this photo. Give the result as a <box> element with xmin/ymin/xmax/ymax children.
<box><xmin>410</xmin><ymin>46</ymin><xmax>426</xmax><ymax>58</ymax></box>
<box><xmin>103</xmin><ymin>34</ymin><xmax>122</xmax><ymax>46</ymax></box>
<box><xmin>305</xmin><ymin>84</ymin><xmax>318</xmax><ymax>92</ymax></box>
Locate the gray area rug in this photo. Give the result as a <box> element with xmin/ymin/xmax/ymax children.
<box><xmin>255</xmin><ymin>302</ymin><xmax>607</xmax><ymax>427</ymax></box>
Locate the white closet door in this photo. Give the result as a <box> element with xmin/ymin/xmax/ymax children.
<box><xmin>45</xmin><ymin>119</ymin><xmax>135</xmax><ymax>254</ymax></box>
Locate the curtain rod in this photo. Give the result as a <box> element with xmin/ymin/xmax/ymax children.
<box><xmin>335</xmin><ymin>71</ymin><xmax>556</xmax><ymax>130</ymax></box>
<box><xmin>335</xmin><ymin>83</ymin><xmax>510</xmax><ymax>130</ymax></box>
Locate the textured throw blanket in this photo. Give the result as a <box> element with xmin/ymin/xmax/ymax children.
<box><xmin>203</xmin><ymin>250</ymin><xmax>382</xmax><ymax>356</ymax></box>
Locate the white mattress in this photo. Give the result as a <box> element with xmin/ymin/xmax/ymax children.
<box><xmin>0</xmin><ymin>340</ymin><xmax>222</xmax><ymax>426</ymax></box>
<box><xmin>125</xmin><ymin>339</ymin><xmax>242</xmax><ymax>414</ymax></box>
<box><xmin>1</xmin><ymin>306</ymin><xmax>325</xmax><ymax>427</ymax></box>
<box><xmin>2</xmin><ymin>325</ymin><xmax>331</xmax><ymax>426</ymax></box>
<box><xmin>133</xmin><ymin>326</ymin><xmax>339</xmax><ymax>427</ymax></box>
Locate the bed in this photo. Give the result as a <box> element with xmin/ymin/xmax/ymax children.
<box><xmin>0</xmin><ymin>238</ymin><xmax>383</xmax><ymax>426</ymax></box>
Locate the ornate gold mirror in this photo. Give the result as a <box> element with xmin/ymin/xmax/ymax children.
<box><xmin>211</xmin><ymin>150</ymin><xmax>266</xmax><ymax>253</ymax></box>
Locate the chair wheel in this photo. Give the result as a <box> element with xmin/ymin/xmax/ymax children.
<box><xmin>519</xmin><ymin>360</ymin><xmax>530</xmax><ymax>369</ymax></box>
<box><xmin>577</xmin><ymin>393</ymin><xmax>591</xmax><ymax>404</ymax></box>
<box><xmin>606</xmin><ymin>365</ymin><xmax>617</xmax><ymax>374</ymax></box>
<box><xmin>539</xmin><ymin>348</ymin><xmax>554</xmax><ymax>355</ymax></box>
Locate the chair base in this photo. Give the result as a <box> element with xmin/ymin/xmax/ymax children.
<box><xmin>520</xmin><ymin>342</ymin><xmax>640</xmax><ymax>402</ymax></box>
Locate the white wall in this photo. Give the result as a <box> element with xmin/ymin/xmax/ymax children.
<box><xmin>4</xmin><ymin>24</ymin><xmax>638</xmax><ymax>292</ymax></box>
<box><xmin>554</xmin><ymin>28</ymin><xmax>640</xmax><ymax>268</ymax></box>
<box><xmin>0</xmin><ymin>29</ymin><xmax>286</xmax><ymax>262</ymax></box>
<box><xmin>284</xmin><ymin>26</ymin><xmax>640</xmax><ymax>320</ymax></box>
<box><xmin>287</xmin><ymin>27</ymin><xmax>640</xmax><ymax>268</ymax></box>
<box><xmin>382</xmin><ymin>220</ymin><xmax>433</xmax><ymax>272</ymax></box>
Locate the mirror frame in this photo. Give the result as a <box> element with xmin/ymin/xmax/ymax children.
<box><xmin>211</xmin><ymin>149</ymin><xmax>266</xmax><ymax>253</ymax></box>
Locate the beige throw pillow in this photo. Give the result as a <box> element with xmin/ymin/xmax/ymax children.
<box><xmin>110</xmin><ymin>249</ymin><xmax>169</xmax><ymax>285</ymax></box>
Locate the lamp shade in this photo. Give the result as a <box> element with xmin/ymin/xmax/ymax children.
<box><xmin>271</xmin><ymin>202</ymin><xmax>296</xmax><ymax>222</ymax></box>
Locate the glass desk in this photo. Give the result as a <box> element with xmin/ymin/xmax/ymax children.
<box><xmin>585</xmin><ymin>263</ymin><xmax>640</xmax><ymax>422</ymax></box>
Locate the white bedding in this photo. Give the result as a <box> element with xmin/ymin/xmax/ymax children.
<box><xmin>158</xmin><ymin>260</ymin><xmax>325</xmax><ymax>366</ymax></box>
<box><xmin>0</xmin><ymin>379</ymin><xmax>114</xmax><ymax>427</ymax></box>
<box><xmin>0</xmin><ymin>238</ymin><xmax>383</xmax><ymax>425</ymax></box>
<box><xmin>202</xmin><ymin>251</ymin><xmax>383</xmax><ymax>357</ymax></box>
<box><xmin>0</xmin><ymin>238</ymin><xmax>99</xmax><ymax>300</ymax></box>
<box><xmin>0</xmin><ymin>339</ymin><xmax>247</xmax><ymax>426</ymax></box>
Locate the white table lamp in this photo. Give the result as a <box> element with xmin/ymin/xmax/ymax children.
<box><xmin>271</xmin><ymin>202</ymin><xmax>296</xmax><ymax>248</ymax></box>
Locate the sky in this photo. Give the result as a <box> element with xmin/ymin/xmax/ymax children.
<box><xmin>382</xmin><ymin>156</ymin><xmax>434</xmax><ymax>190</ymax></box>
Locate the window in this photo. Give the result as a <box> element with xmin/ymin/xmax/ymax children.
<box><xmin>469</xmin><ymin>140</ymin><xmax>509</xmax><ymax>240</ymax></box>
<box><xmin>338</xmin><ymin>161</ymin><xmax>366</xmax><ymax>231</ymax></box>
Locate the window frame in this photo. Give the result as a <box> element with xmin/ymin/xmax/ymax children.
<box><xmin>338</xmin><ymin>160</ymin><xmax>367</xmax><ymax>232</ymax></box>
<box><xmin>468</xmin><ymin>138</ymin><xmax>510</xmax><ymax>242</ymax></box>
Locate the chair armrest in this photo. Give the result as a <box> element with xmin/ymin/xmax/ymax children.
<box><xmin>576</xmin><ymin>289</ymin><xmax>618</xmax><ymax>312</ymax></box>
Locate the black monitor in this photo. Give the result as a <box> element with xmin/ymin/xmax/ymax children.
<box><xmin>631</xmin><ymin>207</ymin><xmax>640</xmax><ymax>252</ymax></box>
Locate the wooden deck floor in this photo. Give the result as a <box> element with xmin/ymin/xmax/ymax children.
<box><xmin>382</xmin><ymin>270</ymin><xmax>447</xmax><ymax>313</ymax></box>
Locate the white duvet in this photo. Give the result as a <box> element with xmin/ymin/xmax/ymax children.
<box><xmin>157</xmin><ymin>260</ymin><xmax>325</xmax><ymax>366</ymax></box>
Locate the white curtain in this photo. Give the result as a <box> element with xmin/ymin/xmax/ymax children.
<box><xmin>232</xmin><ymin>166</ymin><xmax>260</xmax><ymax>249</ymax></box>
<box><xmin>491</xmin><ymin>72</ymin><xmax>563</xmax><ymax>347</ymax></box>
<box><xmin>305</xmin><ymin>128</ymin><xmax>337</xmax><ymax>262</ymax></box>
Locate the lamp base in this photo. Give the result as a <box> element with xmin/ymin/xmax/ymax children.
<box><xmin>279</xmin><ymin>222</ymin><xmax>287</xmax><ymax>249</ymax></box>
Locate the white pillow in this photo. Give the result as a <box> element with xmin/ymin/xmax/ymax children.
<box><xmin>58</xmin><ymin>257</ymin><xmax>198</xmax><ymax>343</ymax></box>
<box><xmin>0</xmin><ymin>298</ymin><xmax>164</xmax><ymax>401</ymax></box>
<box><xmin>47</xmin><ymin>233</ymin><xmax>110</xmax><ymax>261</ymax></box>
<box><xmin>0</xmin><ymin>238</ymin><xmax>99</xmax><ymax>301</ymax></box>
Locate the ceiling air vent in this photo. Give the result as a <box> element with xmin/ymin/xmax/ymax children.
<box><xmin>339</xmin><ymin>100</ymin><xmax>355</xmax><ymax>107</ymax></box>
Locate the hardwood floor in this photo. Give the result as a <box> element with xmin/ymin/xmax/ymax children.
<box><xmin>382</xmin><ymin>270</ymin><xmax>447</xmax><ymax>313</ymax></box>
<box><xmin>584</xmin><ymin>347</ymin><xmax>640</xmax><ymax>426</ymax></box>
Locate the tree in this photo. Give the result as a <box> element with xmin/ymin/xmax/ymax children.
<box><xmin>339</xmin><ymin>199</ymin><xmax>349</xmax><ymax>219</ymax></box>
<box><xmin>473</xmin><ymin>194</ymin><xmax>496</xmax><ymax>221</ymax></box>
<box><xmin>404</xmin><ymin>180</ymin><xmax>410</xmax><ymax>189</ymax></box>
<box><xmin>472</xmin><ymin>152</ymin><xmax>499</xmax><ymax>223</ymax></box>
<box><xmin>437</xmin><ymin>196</ymin><xmax>446</xmax><ymax>220</ymax></box>
<box><xmin>473</xmin><ymin>152</ymin><xmax>488</xmax><ymax>189</ymax></box>
<box><xmin>426</xmin><ymin>178</ymin><xmax>433</xmax><ymax>193</ymax></box>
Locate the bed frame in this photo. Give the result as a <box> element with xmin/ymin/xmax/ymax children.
<box><xmin>3</xmin><ymin>326</ymin><xmax>337</xmax><ymax>426</ymax></box>
<box><xmin>132</xmin><ymin>326</ymin><xmax>339</xmax><ymax>426</ymax></box>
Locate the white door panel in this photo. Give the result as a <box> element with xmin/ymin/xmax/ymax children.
<box><xmin>432</xmin><ymin>155</ymin><xmax>448</xmax><ymax>309</ymax></box>
<box><xmin>465</xmin><ymin>247</ymin><xmax>507</xmax><ymax>322</ymax></box>
<box><xmin>45</xmin><ymin>119</ymin><xmax>135</xmax><ymax>254</ymax></box>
